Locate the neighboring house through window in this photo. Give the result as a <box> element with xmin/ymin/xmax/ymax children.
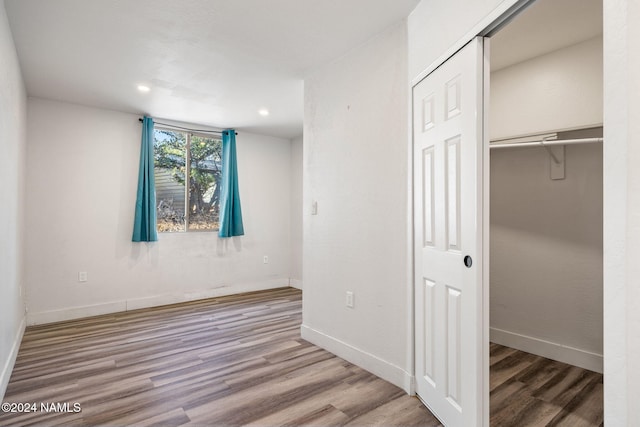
<box><xmin>153</xmin><ymin>128</ymin><xmax>222</xmax><ymax>232</ymax></box>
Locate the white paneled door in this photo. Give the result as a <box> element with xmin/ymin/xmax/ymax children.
<box><xmin>413</xmin><ymin>38</ymin><xmax>487</xmax><ymax>427</ymax></box>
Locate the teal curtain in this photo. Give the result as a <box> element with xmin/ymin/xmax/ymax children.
<box><xmin>132</xmin><ymin>116</ymin><xmax>158</xmax><ymax>242</ymax></box>
<box><xmin>218</xmin><ymin>130</ymin><xmax>244</xmax><ymax>238</ymax></box>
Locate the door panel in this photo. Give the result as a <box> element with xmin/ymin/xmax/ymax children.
<box><xmin>413</xmin><ymin>38</ymin><xmax>485</xmax><ymax>427</ymax></box>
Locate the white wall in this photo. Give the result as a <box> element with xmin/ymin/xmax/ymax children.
<box><xmin>25</xmin><ymin>98</ymin><xmax>293</xmax><ymax>324</ymax></box>
<box><xmin>302</xmin><ymin>21</ymin><xmax>410</xmax><ymax>390</ymax></box>
<box><xmin>490</xmin><ymin>37</ymin><xmax>603</xmax><ymax>139</ymax></box>
<box><xmin>289</xmin><ymin>135</ymin><xmax>303</xmax><ymax>288</ymax></box>
<box><xmin>490</xmin><ymin>139</ymin><xmax>603</xmax><ymax>371</ymax></box>
<box><xmin>603</xmin><ymin>0</ymin><xmax>640</xmax><ymax>424</ymax></box>
<box><xmin>0</xmin><ymin>0</ymin><xmax>27</xmax><ymax>399</ymax></box>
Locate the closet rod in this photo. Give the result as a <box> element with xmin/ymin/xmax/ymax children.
<box><xmin>489</xmin><ymin>137</ymin><xmax>603</xmax><ymax>149</ymax></box>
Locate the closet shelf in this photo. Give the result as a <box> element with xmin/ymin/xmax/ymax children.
<box><xmin>489</xmin><ymin>137</ymin><xmax>603</xmax><ymax>149</ymax></box>
<box><xmin>489</xmin><ymin>136</ymin><xmax>603</xmax><ymax>181</ymax></box>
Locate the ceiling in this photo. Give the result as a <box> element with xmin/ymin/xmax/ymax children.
<box><xmin>491</xmin><ymin>0</ymin><xmax>602</xmax><ymax>71</ymax></box>
<box><xmin>5</xmin><ymin>0</ymin><xmax>602</xmax><ymax>139</ymax></box>
<box><xmin>5</xmin><ymin>0</ymin><xmax>420</xmax><ymax>139</ymax></box>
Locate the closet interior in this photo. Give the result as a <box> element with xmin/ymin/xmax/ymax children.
<box><xmin>488</xmin><ymin>0</ymin><xmax>603</xmax><ymax>424</ymax></box>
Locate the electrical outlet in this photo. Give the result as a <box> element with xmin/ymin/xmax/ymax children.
<box><xmin>263</xmin><ymin>256</ymin><xmax>269</xmax><ymax>264</ymax></box>
<box><xmin>311</xmin><ymin>201</ymin><xmax>318</xmax><ymax>215</ymax></box>
<box><xmin>346</xmin><ymin>291</ymin><xmax>354</xmax><ymax>308</ymax></box>
<box><xmin>78</xmin><ymin>271</ymin><xmax>88</xmax><ymax>282</ymax></box>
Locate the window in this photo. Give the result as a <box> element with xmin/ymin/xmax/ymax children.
<box><xmin>153</xmin><ymin>129</ymin><xmax>222</xmax><ymax>232</ymax></box>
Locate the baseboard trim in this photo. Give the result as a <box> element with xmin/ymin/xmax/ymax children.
<box><xmin>289</xmin><ymin>279</ymin><xmax>303</xmax><ymax>290</ymax></box>
<box><xmin>490</xmin><ymin>327</ymin><xmax>603</xmax><ymax>373</ymax></box>
<box><xmin>300</xmin><ymin>324</ymin><xmax>412</xmax><ymax>393</ymax></box>
<box><xmin>408</xmin><ymin>375</ymin><xmax>417</xmax><ymax>396</ymax></box>
<box><xmin>27</xmin><ymin>279</ymin><xmax>289</xmax><ymax>326</ymax></box>
<box><xmin>1</xmin><ymin>315</ymin><xmax>26</xmax><ymax>401</ymax></box>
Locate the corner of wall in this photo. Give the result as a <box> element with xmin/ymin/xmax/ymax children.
<box><xmin>289</xmin><ymin>279</ymin><xmax>303</xmax><ymax>290</ymax></box>
<box><xmin>0</xmin><ymin>316</ymin><xmax>26</xmax><ymax>401</ymax></box>
<box><xmin>300</xmin><ymin>324</ymin><xmax>413</xmax><ymax>393</ymax></box>
<box><xmin>289</xmin><ymin>134</ymin><xmax>303</xmax><ymax>285</ymax></box>
<box><xmin>0</xmin><ymin>0</ymin><xmax>29</xmax><ymax>401</ymax></box>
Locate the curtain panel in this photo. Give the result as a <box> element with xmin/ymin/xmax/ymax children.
<box><xmin>132</xmin><ymin>116</ymin><xmax>158</xmax><ymax>242</ymax></box>
<box><xmin>218</xmin><ymin>130</ymin><xmax>244</xmax><ymax>238</ymax></box>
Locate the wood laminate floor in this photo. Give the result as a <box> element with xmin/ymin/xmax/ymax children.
<box><xmin>490</xmin><ymin>344</ymin><xmax>603</xmax><ymax>427</ymax></box>
<box><xmin>1</xmin><ymin>288</ymin><xmax>603</xmax><ymax>426</ymax></box>
<box><xmin>1</xmin><ymin>288</ymin><xmax>439</xmax><ymax>427</ymax></box>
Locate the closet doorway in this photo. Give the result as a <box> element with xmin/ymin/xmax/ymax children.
<box><xmin>488</xmin><ymin>0</ymin><xmax>603</xmax><ymax>424</ymax></box>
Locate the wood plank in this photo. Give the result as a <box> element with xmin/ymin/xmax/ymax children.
<box><xmin>490</xmin><ymin>343</ymin><xmax>603</xmax><ymax>427</ymax></box>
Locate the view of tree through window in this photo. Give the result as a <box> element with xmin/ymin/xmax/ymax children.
<box><xmin>154</xmin><ymin>129</ymin><xmax>222</xmax><ymax>232</ymax></box>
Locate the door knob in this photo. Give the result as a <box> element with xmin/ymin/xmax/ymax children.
<box><xmin>464</xmin><ymin>255</ymin><xmax>472</xmax><ymax>268</ymax></box>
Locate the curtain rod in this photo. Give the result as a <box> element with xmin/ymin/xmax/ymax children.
<box><xmin>138</xmin><ymin>118</ymin><xmax>237</xmax><ymax>135</ymax></box>
<box><xmin>490</xmin><ymin>137</ymin><xmax>603</xmax><ymax>149</ymax></box>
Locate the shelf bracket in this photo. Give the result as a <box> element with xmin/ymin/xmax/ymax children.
<box><xmin>538</xmin><ymin>136</ymin><xmax>565</xmax><ymax>180</ymax></box>
<box><xmin>548</xmin><ymin>145</ymin><xmax>565</xmax><ymax>180</ymax></box>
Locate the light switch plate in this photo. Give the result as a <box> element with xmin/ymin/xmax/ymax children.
<box><xmin>346</xmin><ymin>291</ymin><xmax>354</xmax><ymax>308</ymax></box>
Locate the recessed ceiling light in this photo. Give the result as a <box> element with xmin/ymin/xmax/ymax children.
<box><xmin>137</xmin><ymin>85</ymin><xmax>150</xmax><ymax>93</ymax></box>
<box><xmin>258</xmin><ymin>108</ymin><xmax>269</xmax><ymax>116</ymax></box>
